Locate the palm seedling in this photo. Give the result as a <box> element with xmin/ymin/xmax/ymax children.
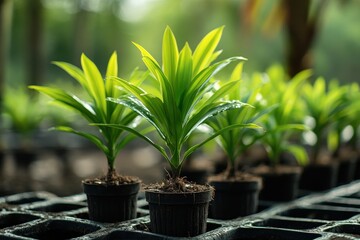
<box><xmin>108</xmin><ymin>26</ymin><xmax>249</xmax><ymax>187</ymax></box>
<box><xmin>30</xmin><ymin>52</ymin><xmax>149</xmax><ymax>183</ymax></box>
<box><xmin>205</xmin><ymin>63</ymin><xmax>268</xmax><ymax>179</ymax></box>
<box><xmin>301</xmin><ymin>77</ymin><xmax>349</xmax><ymax>163</ymax></box>
<box><xmin>257</xmin><ymin>65</ymin><xmax>310</xmax><ymax>168</ymax></box>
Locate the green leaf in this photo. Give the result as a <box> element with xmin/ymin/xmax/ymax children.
<box><xmin>52</xmin><ymin>61</ymin><xmax>91</xmax><ymax>95</ymax></box>
<box><xmin>162</xmin><ymin>26</ymin><xmax>179</xmax><ymax>82</ymax></box>
<box><xmin>175</xmin><ymin>43</ymin><xmax>193</xmax><ymax>104</ymax></box>
<box><xmin>183</xmin><ymin>101</ymin><xmax>249</xmax><ymax>141</ymax></box>
<box><xmin>108</xmin><ymin>96</ymin><xmax>167</xmax><ymax>141</ymax></box>
<box><xmin>133</xmin><ymin>42</ymin><xmax>159</xmax><ymax>67</ymax></box>
<box><xmin>285</xmin><ymin>144</ymin><xmax>309</xmax><ymax>166</ymax></box>
<box><xmin>54</xmin><ymin>126</ymin><xmax>108</xmax><ymax>156</ymax></box>
<box><xmin>327</xmin><ymin>129</ymin><xmax>339</xmax><ymax>152</ymax></box>
<box><xmin>29</xmin><ymin>86</ymin><xmax>96</xmax><ymax>122</ymax></box>
<box><xmin>105</xmin><ymin>51</ymin><xmax>118</xmax><ymax>98</ymax></box>
<box><xmin>184</xmin><ymin>123</ymin><xmax>260</xmax><ymax>160</ymax></box>
<box><xmin>81</xmin><ymin>53</ymin><xmax>107</xmax><ymax>116</ymax></box>
<box><xmin>193</xmin><ymin>26</ymin><xmax>224</xmax><ymax>74</ymax></box>
<box><xmin>94</xmin><ymin>123</ymin><xmax>168</xmax><ymax>159</ymax></box>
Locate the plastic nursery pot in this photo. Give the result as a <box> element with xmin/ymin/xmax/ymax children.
<box><xmin>250</xmin><ymin>165</ymin><xmax>302</xmax><ymax>202</ymax></box>
<box><xmin>299</xmin><ymin>162</ymin><xmax>339</xmax><ymax>191</ymax></box>
<box><xmin>82</xmin><ymin>180</ymin><xmax>140</xmax><ymax>223</ymax></box>
<box><xmin>208</xmin><ymin>175</ymin><xmax>262</xmax><ymax>220</ymax></box>
<box><xmin>336</xmin><ymin>157</ymin><xmax>357</xmax><ymax>186</ymax></box>
<box><xmin>145</xmin><ymin>188</ymin><xmax>213</xmax><ymax>237</ymax></box>
<box><xmin>13</xmin><ymin>149</ymin><xmax>37</xmax><ymax>169</ymax></box>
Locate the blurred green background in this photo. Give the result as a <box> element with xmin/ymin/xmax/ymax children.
<box><xmin>2</xmin><ymin>0</ymin><xmax>360</xmax><ymax>90</ymax></box>
<box><xmin>1</xmin><ymin>0</ymin><xmax>360</xmax><ymax>195</ymax></box>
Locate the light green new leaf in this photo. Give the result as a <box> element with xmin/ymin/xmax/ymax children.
<box><xmin>29</xmin><ymin>86</ymin><xmax>96</xmax><ymax>121</ymax></box>
<box><xmin>285</xmin><ymin>144</ymin><xmax>309</xmax><ymax>166</ymax></box>
<box><xmin>193</xmin><ymin>26</ymin><xmax>224</xmax><ymax>74</ymax></box>
<box><xmin>81</xmin><ymin>54</ymin><xmax>107</xmax><ymax>116</ymax></box>
<box><xmin>52</xmin><ymin>62</ymin><xmax>90</xmax><ymax>94</ymax></box>
<box><xmin>105</xmin><ymin>52</ymin><xmax>118</xmax><ymax>98</ymax></box>
<box><xmin>162</xmin><ymin>26</ymin><xmax>179</xmax><ymax>82</ymax></box>
<box><xmin>175</xmin><ymin>43</ymin><xmax>193</xmax><ymax>104</ymax></box>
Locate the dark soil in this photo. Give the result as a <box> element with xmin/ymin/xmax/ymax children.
<box><xmin>208</xmin><ymin>172</ymin><xmax>261</xmax><ymax>183</ymax></box>
<box><xmin>83</xmin><ymin>169</ymin><xmax>140</xmax><ymax>186</ymax></box>
<box><xmin>250</xmin><ymin>165</ymin><xmax>302</xmax><ymax>175</ymax></box>
<box><xmin>144</xmin><ymin>177</ymin><xmax>213</xmax><ymax>194</ymax></box>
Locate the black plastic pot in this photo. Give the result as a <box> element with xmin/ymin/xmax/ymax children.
<box><xmin>299</xmin><ymin>162</ymin><xmax>339</xmax><ymax>191</ymax></box>
<box><xmin>4</xmin><ymin>180</ymin><xmax>360</xmax><ymax>239</ymax></box>
<box><xmin>209</xmin><ymin>177</ymin><xmax>262</xmax><ymax>219</ymax></box>
<box><xmin>145</xmin><ymin>189</ymin><xmax>212</xmax><ymax>237</ymax></box>
<box><xmin>251</xmin><ymin>166</ymin><xmax>302</xmax><ymax>201</ymax></box>
<box><xmin>12</xmin><ymin>149</ymin><xmax>37</xmax><ymax>169</ymax></box>
<box><xmin>83</xmin><ymin>181</ymin><xmax>140</xmax><ymax>223</ymax></box>
<box><xmin>337</xmin><ymin>157</ymin><xmax>357</xmax><ymax>186</ymax></box>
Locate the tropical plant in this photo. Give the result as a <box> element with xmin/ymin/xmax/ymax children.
<box><xmin>205</xmin><ymin>63</ymin><xmax>270</xmax><ymax>178</ymax></box>
<box><xmin>301</xmin><ymin>77</ymin><xmax>349</xmax><ymax>162</ymax></box>
<box><xmin>343</xmin><ymin>83</ymin><xmax>360</xmax><ymax>150</ymax></box>
<box><xmin>257</xmin><ymin>65</ymin><xmax>310</xmax><ymax>167</ymax></box>
<box><xmin>107</xmin><ymin>26</ymin><xmax>249</xmax><ymax>184</ymax></box>
<box><xmin>2</xmin><ymin>86</ymin><xmax>46</xmax><ymax>145</ymax></box>
<box><xmin>29</xmin><ymin>52</ymin><xmax>149</xmax><ymax>182</ymax></box>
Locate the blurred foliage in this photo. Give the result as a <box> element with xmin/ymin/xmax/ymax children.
<box><xmin>4</xmin><ymin>0</ymin><xmax>360</xmax><ymax>88</ymax></box>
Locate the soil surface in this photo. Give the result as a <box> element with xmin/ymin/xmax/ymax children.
<box><xmin>83</xmin><ymin>170</ymin><xmax>140</xmax><ymax>186</ymax></box>
<box><xmin>250</xmin><ymin>164</ymin><xmax>302</xmax><ymax>175</ymax></box>
<box><xmin>144</xmin><ymin>177</ymin><xmax>213</xmax><ymax>194</ymax></box>
<box><xmin>208</xmin><ymin>171</ymin><xmax>261</xmax><ymax>182</ymax></box>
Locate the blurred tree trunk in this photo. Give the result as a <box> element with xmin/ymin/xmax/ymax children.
<box><xmin>0</xmin><ymin>0</ymin><xmax>13</xmax><ymax>107</ymax></box>
<box><xmin>283</xmin><ymin>0</ymin><xmax>326</xmax><ymax>77</ymax></box>
<box><xmin>26</xmin><ymin>0</ymin><xmax>44</xmax><ymax>86</ymax></box>
<box><xmin>243</xmin><ymin>0</ymin><xmax>327</xmax><ymax>77</ymax></box>
<box><xmin>284</xmin><ymin>0</ymin><xmax>313</xmax><ymax>77</ymax></box>
<box><xmin>73</xmin><ymin>1</ymin><xmax>90</xmax><ymax>62</ymax></box>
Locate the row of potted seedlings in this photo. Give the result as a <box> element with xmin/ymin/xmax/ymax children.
<box><xmin>27</xmin><ymin>26</ymin><xmax>360</xmax><ymax>237</ymax></box>
<box><xmin>3</xmin><ymin>180</ymin><xmax>360</xmax><ymax>239</ymax></box>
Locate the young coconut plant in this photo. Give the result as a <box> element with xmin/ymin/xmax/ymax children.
<box><xmin>300</xmin><ymin>77</ymin><xmax>350</xmax><ymax>190</ymax></box>
<box><xmin>2</xmin><ymin>86</ymin><xmax>46</xmax><ymax>170</ymax></box>
<box><xmin>107</xmin><ymin>26</ymin><xmax>248</xmax><ymax>236</ymax></box>
<box><xmin>205</xmin><ymin>63</ymin><xmax>270</xmax><ymax>219</ymax></box>
<box><xmin>326</xmin><ymin>81</ymin><xmax>360</xmax><ymax>185</ymax></box>
<box><xmin>29</xmin><ymin>52</ymin><xmax>150</xmax><ymax>223</ymax></box>
<box><xmin>251</xmin><ymin>65</ymin><xmax>310</xmax><ymax>201</ymax></box>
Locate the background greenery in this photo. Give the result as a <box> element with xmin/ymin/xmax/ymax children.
<box><xmin>3</xmin><ymin>0</ymin><xmax>360</xmax><ymax>90</ymax></box>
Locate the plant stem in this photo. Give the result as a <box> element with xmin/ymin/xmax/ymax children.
<box><xmin>225</xmin><ymin>159</ymin><xmax>236</xmax><ymax>179</ymax></box>
<box><xmin>313</xmin><ymin>128</ymin><xmax>322</xmax><ymax>164</ymax></box>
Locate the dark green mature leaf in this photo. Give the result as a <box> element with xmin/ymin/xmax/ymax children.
<box><xmin>111</xmin><ymin>77</ymin><xmax>169</xmax><ymax>133</ymax></box>
<box><xmin>108</xmin><ymin>96</ymin><xmax>167</xmax><ymax>141</ymax></box>
<box><xmin>94</xmin><ymin>123</ymin><xmax>168</xmax><ymax>159</ymax></box>
<box><xmin>183</xmin><ymin>101</ymin><xmax>249</xmax><ymax>142</ymax></box>
<box><xmin>184</xmin><ymin>123</ymin><xmax>260</xmax><ymax>161</ymax></box>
